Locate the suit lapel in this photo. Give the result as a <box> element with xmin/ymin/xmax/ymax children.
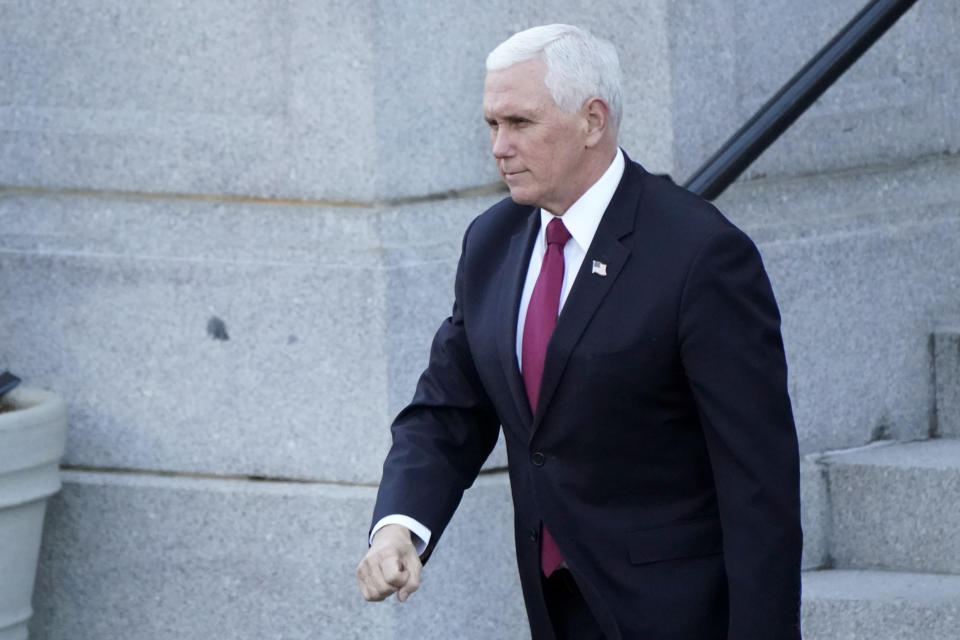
<box><xmin>531</xmin><ymin>161</ymin><xmax>645</xmax><ymax>433</ymax></box>
<box><xmin>497</xmin><ymin>205</ymin><xmax>540</xmax><ymax>427</ymax></box>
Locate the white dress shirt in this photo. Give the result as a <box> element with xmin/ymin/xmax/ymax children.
<box><xmin>372</xmin><ymin>149</ymin><xmax>626</xmax><ymax>553</ymax></box>
<box><xmin>515</xmin><ymin>148</ymin><xmax>625</xmax><ymax>366</ymax></box>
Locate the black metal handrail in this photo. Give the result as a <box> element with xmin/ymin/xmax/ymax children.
<box><xmin>683</xmin><ymin>0</ymin><xmax>919</xmax><ymax>201</ymax></box>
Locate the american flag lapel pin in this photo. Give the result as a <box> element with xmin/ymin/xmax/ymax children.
<box><xmin>591</xmin><ymin>260</ymin><xmax>607</xmax><ymax>277</ymax></box>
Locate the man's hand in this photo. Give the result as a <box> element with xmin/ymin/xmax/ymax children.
<box><xmin>356</xmin><ymin>524</ymin><xmax>423</xmax><ymax>603</ymax></box>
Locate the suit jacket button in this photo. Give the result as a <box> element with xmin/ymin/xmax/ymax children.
<box><xmin>530</xmin><ymin>528</ymin><xmax>539</xmax><ymax>542</ymax></box>
<box><xmin>531</xmin><ymin>452</ymin><xmax>545</xmax><ymax>467</ymax></box>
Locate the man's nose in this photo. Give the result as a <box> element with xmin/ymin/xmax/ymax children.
<box><xmin>491</xmin><ymin>128</ymin><xmax>512</xmax><ymax>158</ymax></box>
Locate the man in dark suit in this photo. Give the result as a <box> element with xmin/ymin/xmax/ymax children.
<box><xmin>356</xmin><ymin>24</ymin><xmax>802</xmax><ymax>639</ymax></box>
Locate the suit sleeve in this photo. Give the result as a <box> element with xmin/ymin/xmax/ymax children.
<box><xmin>678</xmin><ymin>226</ymin><xmax>802</xmax><ymax>639</ymax></box>
<box><xmin>371</xmin><ymin>220</ymin><xmax>501</xmax><ymax>563</ymax></box>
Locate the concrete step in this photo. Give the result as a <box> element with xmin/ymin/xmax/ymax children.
<box><xmin>802</xmin><ymin>569</ymin><xmax>960</xmax><ymax>640</ymax></box>
<box><xmin>823</xmin><ymin>439</ymin><xmax>960</xmax><ymax>574</ymax></box>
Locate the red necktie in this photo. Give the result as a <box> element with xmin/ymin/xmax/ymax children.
<box><xmin>521</xmin><ymin>217</ymin><xmax>571</xmax><ymax>577</ymax></box>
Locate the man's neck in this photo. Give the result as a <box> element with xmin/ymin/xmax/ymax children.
<box><xmin>545</xmin><ymin>144</ymin><xmax>619</xmax><ymax>217</ymax></box>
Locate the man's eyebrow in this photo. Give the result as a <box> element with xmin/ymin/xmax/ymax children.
<box><xmin>486</xmin><ymin>114</ymin><xmax>535</xmax><ymax>125</ymax></box>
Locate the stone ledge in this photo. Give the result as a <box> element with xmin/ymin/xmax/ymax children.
<box><xmin>933</xmin><ymin>329</ymin><xmax>960</xmax><ymax>438</ymax></box>
<box><xmin>800</xmin><ymin>456</ymin><xmax>829</xmax><ymax>570</ymax></box>
<box><xmin>823</xmin><ymin>440</ymin><xmax>960</xmax><ymax>573</ymax></box>
<box><xmin>802</xmin><ymin>569</ymin><xmax>960</xmax><ymax>640</ymax></box>
<box><xmin>31</xmin><ymin>469</ymin><xmax>525</xmax><ymax>640</ymax></box>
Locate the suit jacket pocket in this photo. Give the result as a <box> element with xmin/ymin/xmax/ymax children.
<box><xmin>628</xmin><ymin>516</ymin><xmax>723</xmax><ymax>565</ymax></box>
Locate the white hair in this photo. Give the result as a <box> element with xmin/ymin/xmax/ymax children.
<box><xmin>486</xmin><ymin>24</ymin><xmax>623</xmax><ymax>130</ymax></box>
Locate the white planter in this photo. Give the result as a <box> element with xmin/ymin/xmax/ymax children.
<box><xmin>0</xmin><ymin>388</ymin><xmax>67</xmax><ymax>640</ymax></box>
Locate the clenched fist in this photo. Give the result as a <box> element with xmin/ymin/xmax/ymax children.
<box><xmin>356</xmin><ymin>524</ymin><xmax>423</xmax><ymax>603</ymax></box>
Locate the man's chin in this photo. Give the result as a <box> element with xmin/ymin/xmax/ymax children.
<box><xmin>506</xmin><ymin>187</ymin><xmax>535</xmax><ymax>206</ymax></box>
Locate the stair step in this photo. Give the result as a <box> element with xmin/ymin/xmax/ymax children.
<box><xmin>824</xmin><ymin>439</ymin><xmax>960</xmax><ymax>573</ymax></box>
<box><xmin>802</xmin><ymin>569</ymin><xmax>960</xmax><ymax>640</ymax></box>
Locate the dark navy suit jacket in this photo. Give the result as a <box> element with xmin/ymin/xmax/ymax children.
<box><xmin>372</xmin><ymin>155</ymin><xmax>802</xmax><ymax>639</ymax></box>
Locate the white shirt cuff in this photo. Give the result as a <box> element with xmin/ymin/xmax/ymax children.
<box><xmin>370</xmin><ymin>515</ymin><xmax>431</xmax><ymax>556</ymax></box>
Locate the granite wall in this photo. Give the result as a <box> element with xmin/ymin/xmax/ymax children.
<box><xmin>1</xmin><ymin>0</ymin><xmax>957</xmax><ymax>637</ymax></box>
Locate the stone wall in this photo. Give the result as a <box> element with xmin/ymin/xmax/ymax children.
<box><xmin>1</xmin><ymin>0</ymin><xmax>957</xmax><ymax>637</ymax></box>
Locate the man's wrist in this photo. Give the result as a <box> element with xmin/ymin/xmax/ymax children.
<box><xmin>370</xmin><ymin>515</ymin><xmax>431</xmax><ymax>555</ymax></box>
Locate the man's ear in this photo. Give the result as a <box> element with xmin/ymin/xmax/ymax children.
<box><xmin>582</xmin><ymin>97</ymin><xmax>611</xmax><ymax>147</ymax></box>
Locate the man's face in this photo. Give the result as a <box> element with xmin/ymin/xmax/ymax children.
<box><xmin>482</xmin><ymin>58</ymin><xmax>589</xmax><ymax>214</ymax></box>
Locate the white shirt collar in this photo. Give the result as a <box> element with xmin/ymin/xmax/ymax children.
<box><xmin>539</xmin><ymin>147</ymin><xmax>625</xmax><ymax>252</ymax></box>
